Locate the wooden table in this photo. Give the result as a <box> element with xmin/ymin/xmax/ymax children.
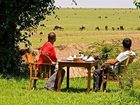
<box><xmin>57</xmin><ymin>60</ymin><xmax>97</xmax><ymax>93</ymax></box>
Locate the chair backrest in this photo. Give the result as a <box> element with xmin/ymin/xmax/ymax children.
<box><xmin>26</xmin><ymin>53</ymin><xmax>35</xmax><ymax>63</ymax></box>
<box><xmin>119</xmin><ymin>55</ymin><xmax>134</xmax><ymax>68</ymax></box>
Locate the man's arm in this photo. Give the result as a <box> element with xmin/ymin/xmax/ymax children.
<box><xmin>105</xmin><ymin>59</ymin><xmax>118</xmax><ymax>65</ymax></box>
<box><xmin>42</xmin><ymin>54</ymin><xmax>56</xmax><ymax>64</ymax></box>
<box><xmin>101</xmin><ymin>59</ymin><xmax>118</xmax><ymax>68</ymax></box>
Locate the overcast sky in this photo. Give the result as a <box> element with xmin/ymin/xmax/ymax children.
<box><xmin>55</xmin><ymin>0</ymin><xmax>136</xmax><ymax>8</ymax></box>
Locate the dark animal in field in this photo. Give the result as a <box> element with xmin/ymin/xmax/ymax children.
<box><xmin>117</xmin><ymin>27</ymin><xmax>120</xmax><ymax>30</ymax></box>
<box><xmin>28</xmin><ymin>34</ymin><xmax>31</xmax><ymax>37</ymax></box>
<box><xmin>55</xmin><ymin>15</ymin><xmax>60</xmax><ymax>20</ymax></box>
<box><xmin>40</xmin><ymin>32</ymin><xmax>43</xmax><ymax>35</ymax></box>
<box><xmin>105</xmin><ymin>16</ymin><xmax>108</xmax><ymax>18</ymax></box>
<box><xmin>79</xmin><ymin>25</ymin><xmax>85</xmax><ymax>31</ymax></box>
<box><xmin>98</xmin><ymin>16</ymin><xmax>101</xmax><ymax>19</ymax></box>
<box><xmin>31</xmin><ymin>32</ymin><xmax>34</xmax><ymax>35</ymax></box>
<box><xmin>24</xmin><ymin>32</ymin><xmax>28</xmax><ymax>35</ymax></box>
<box><xmin>137</xmin><ymin>27</ymin><xmax>140</xmax><ymax>30</ymax></box>
<box><xmin>95</xmin><ymin>26</ymin><xmax>100</xmax><ymax>31</ymax></box>
<box><xmin>112</xmin><ymin>27</ymin><xmax>115</xmax><ymax>31</ymax></box>
<box><xmin>120</xmin><ymin>26</ymin><xmax>124</xmax><ymax>30</ymax></box>
<box><xmin>53</xmin><ymin>25</ymin><xmax>64</xmax><ymax>30</ymax></box>
<box><xmin>105</xmin><ymin>25</ymin><xmax>108</xmax><ymax>31</ymax></box>
<box><xmin>40</xmin><ymin>24</ymin><xmax>46</xmax><ymax>27</ymax></box>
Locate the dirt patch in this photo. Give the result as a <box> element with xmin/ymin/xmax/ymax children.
<box><xmin>55</xmin><ymin>39</ymin><xmax>140</xmax><ymax>78</ymax></box>
<box><xmin>22</xmin><ymin>39</ymin><xmax>140</xmax><ymax>78</ymax></box>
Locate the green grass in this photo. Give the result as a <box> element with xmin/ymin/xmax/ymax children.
<box><xmin>23</xmin><ymin>8</ymin><xmax>140</xmax><ymax>48</ymax></box>
<box><xmin>0</xmin><ymin>77</ymin><xmax>140</xmax><ymax>105</ymax></box>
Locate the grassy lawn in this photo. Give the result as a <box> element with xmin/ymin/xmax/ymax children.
<box><xmin>0</xmin><ymin>77</ymin><xmax>140</xmax><ymax>105</ymax></box>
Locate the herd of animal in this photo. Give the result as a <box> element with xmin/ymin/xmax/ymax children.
<box><xmin>39</xmin><ymin>24</ymin><xmax>125</xmax><ymax>32</ymax></box>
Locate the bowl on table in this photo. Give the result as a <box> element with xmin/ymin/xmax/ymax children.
<box><xmin>73</xmin><ymin>57</ymin><xmax>84</xmax><ymax>62</ymax></box>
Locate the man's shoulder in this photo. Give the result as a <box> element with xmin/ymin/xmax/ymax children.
<box><xmin>121</xmin><ymin>50</ymin><xmax>136</xmax><ymax>57</ymax></box>
<box><xmin>42</xmin><ymin>42</ymin><xmax>53</xmax><ymax>48</ymax></box>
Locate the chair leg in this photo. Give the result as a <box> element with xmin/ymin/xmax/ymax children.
<box><xmin>29</xmin><ymin>79</ymin><xmax>32</xmax><ymax>90</ymax></box>
<box><xmin>118</xmin><ymin>75</ymin><xmax>124</xmax><ymax>90</ymax></box>
<box><xmin>119</xmin><ymin>79</ymin><xmax>124</xmax><ymax>90</ymax></box>
<box><xmin>102</xmin><ymin>81</ymin><xmax>107</xmax><ymax>92</ymax></box>
<box><xmin>29</xmin><ymin>64</ymin><xmax>33</xmax><ymax>90</ymax></box>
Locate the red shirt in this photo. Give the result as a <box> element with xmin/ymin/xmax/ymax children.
<box><xmin>38</xmin><ymin>42</ymin><xmax>57</xmax><ymax>64</ymax></box>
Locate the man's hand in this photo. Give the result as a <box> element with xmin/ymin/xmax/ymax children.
<box><xmin>51</xmin><ymin>61</ymin><xmax>57</xmax><ymax>65</ymax></box>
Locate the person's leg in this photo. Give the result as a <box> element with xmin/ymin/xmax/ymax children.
<box><xmin>45</xmin><ymin>71</ymin><xmax>58</xmax><ymax>91</ymax></box>
<box><xmin>45</xmin><ymin>65</ymin><xmax>57</xmax><ymax>90</ymax></box>
<box><xmin>45</xmin><ymin>65</ymin><xmax>65</xmax><ymax>91</ymax></box>
<box><xmin>54</xmin><ymin>69</ymin><xmax>65</xmax><ymax>90</ymax></box>
<box><xmin>93</xmin><ymin>68</ymin><xmax>103</xmax><ymax>92</ymax></box>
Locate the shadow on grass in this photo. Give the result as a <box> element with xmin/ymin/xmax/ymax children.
<box><xmin>61</xmin><ymin>86</ymin><xmax>119</xmax><ymax>93</ymax></box>
<box><xmin>61</xmin><ymin>87</ymin><xmax>88</xmax><ymax>93</ymax></box>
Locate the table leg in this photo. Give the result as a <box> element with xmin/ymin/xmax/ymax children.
<box><xmin>87</xmin><ymin>67</ymin><xmax>91</xmax><ymax>93</ymax></box>
<box><xmin>57</xmin><ymin>65</ymin><xmax>62</xmax><ymax>91</ymax></box>
<box><xmin>67</xmin><ymin>67</ymin><xmax>70</xmax><ymax>89</ymax></box>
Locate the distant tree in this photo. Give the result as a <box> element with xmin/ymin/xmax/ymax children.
<box><xmin>0</xmin><ymin>0</ymin><xmax>55</xmax><ymax>76</ymax></box>
<box><xmin>133</xmin><ymin>0</ymin><xmax>140</xmax><ymax>9</ymax></box>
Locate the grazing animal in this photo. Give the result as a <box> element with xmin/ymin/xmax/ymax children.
<box><xmin>40</xmin><ymin>32</ymin><xmax>43</xmax><ymax>35</ymax></box>
<box><xmin>105</xmin><ymin>16</ymin><xmax>108</xmax><ymax>18</ymax></box>
<box><xmin>120</xmin><ymin>26</ymin><xmax>124</xmax><ymax>30</ymax></box>
<box><xmin>112</xmin><ymin>27</ymin><xmax>115</xmax><ymax>31</ymax></box>
<box><xmin>79</xmin><ymin>25</ymin><xmax>85</xmax><ymax>31</ymax></box>
<box><xmin>95</xmin><ymin>26</ymin><xmax>100</xmax><ymax>31</ymax></box>
<box><xmin>117</xmin><ymin>27</ymin><xmax>120</xmax><ymax>30</ymax></box>
<box><xmin>105</xmin><ymin>25</ymin><xmax>108</xmax><ymax>31</ymax></box>
<box><xmin>53</xmin><ymin>25</ymin><xmax>64</xmax><ymax>30</ymax></box>
<box><xmin>98</xmin><ymin>16</ymin><xmax>101</xmax><ymax>19</ymax></box>
<box><xmin>40</xmin><ymin>24</ymin><xmax>46</xmax><ymax>27</ymax></box>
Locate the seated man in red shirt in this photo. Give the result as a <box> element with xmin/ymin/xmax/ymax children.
<box><xmin>33</xmin><ymin>32</ymin><xmax>65</xmax><ymax>91</ymax></box>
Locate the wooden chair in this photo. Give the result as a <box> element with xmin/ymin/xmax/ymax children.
<box><xmin>102</xmin><ymin>55</ymin><xmax>134</xmax><ymax>92</ymax></box>
<box><xmin>26</xmin><ymin>53</ymin><xmax>53</xmax><ymax>90</ymax></box>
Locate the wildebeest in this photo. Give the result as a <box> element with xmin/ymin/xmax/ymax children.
<box><xmin>112</xmin><ymin>27</ymin><xmax>115</xmax><ymax>31</ymax></box>
<box><xmin>105</xmin><ymin>16</ymin><xmax>108</xmax><ymax>18</ymax></box>
<box><xmin>79</xmin><ymin>25</ymin><xmax>85</xmax><ymax>31</ymax></box>
<box><xmin>98</xmin><ymin>16</ymin><xmax>101</xmax><ymax>19</ymax></box>
<box><xmin>105</xmin><ymin>25</ymin><xmax>108</xmax><ymax>31</ymax></box>
<box><xmin>53</xmin><ymin>25</ymin><xmax>64</xmax><ymax>30</ymax></box>
<box><xmin>120</xmin><ymin>26</ymin><xmax>124</xmax><ymax>30</ymax></box>
<box><xmin>117</xmin><ymin>27</ymin><xmax>120</xmax><ymax>30</ymax></box>
<box><xmin>40</xmin><ymin>24</ymin><xmax>46</xmax><ymax>27</ymax></box>
<box><xmin>95</xmin><ymin>26</ymin><xmax>100</xmax><ymax>31</ymax></box>
<box><xmin>40</xmin><ymin>32</ymin><xmax>43</xmax><ymax>35</ymax></box>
